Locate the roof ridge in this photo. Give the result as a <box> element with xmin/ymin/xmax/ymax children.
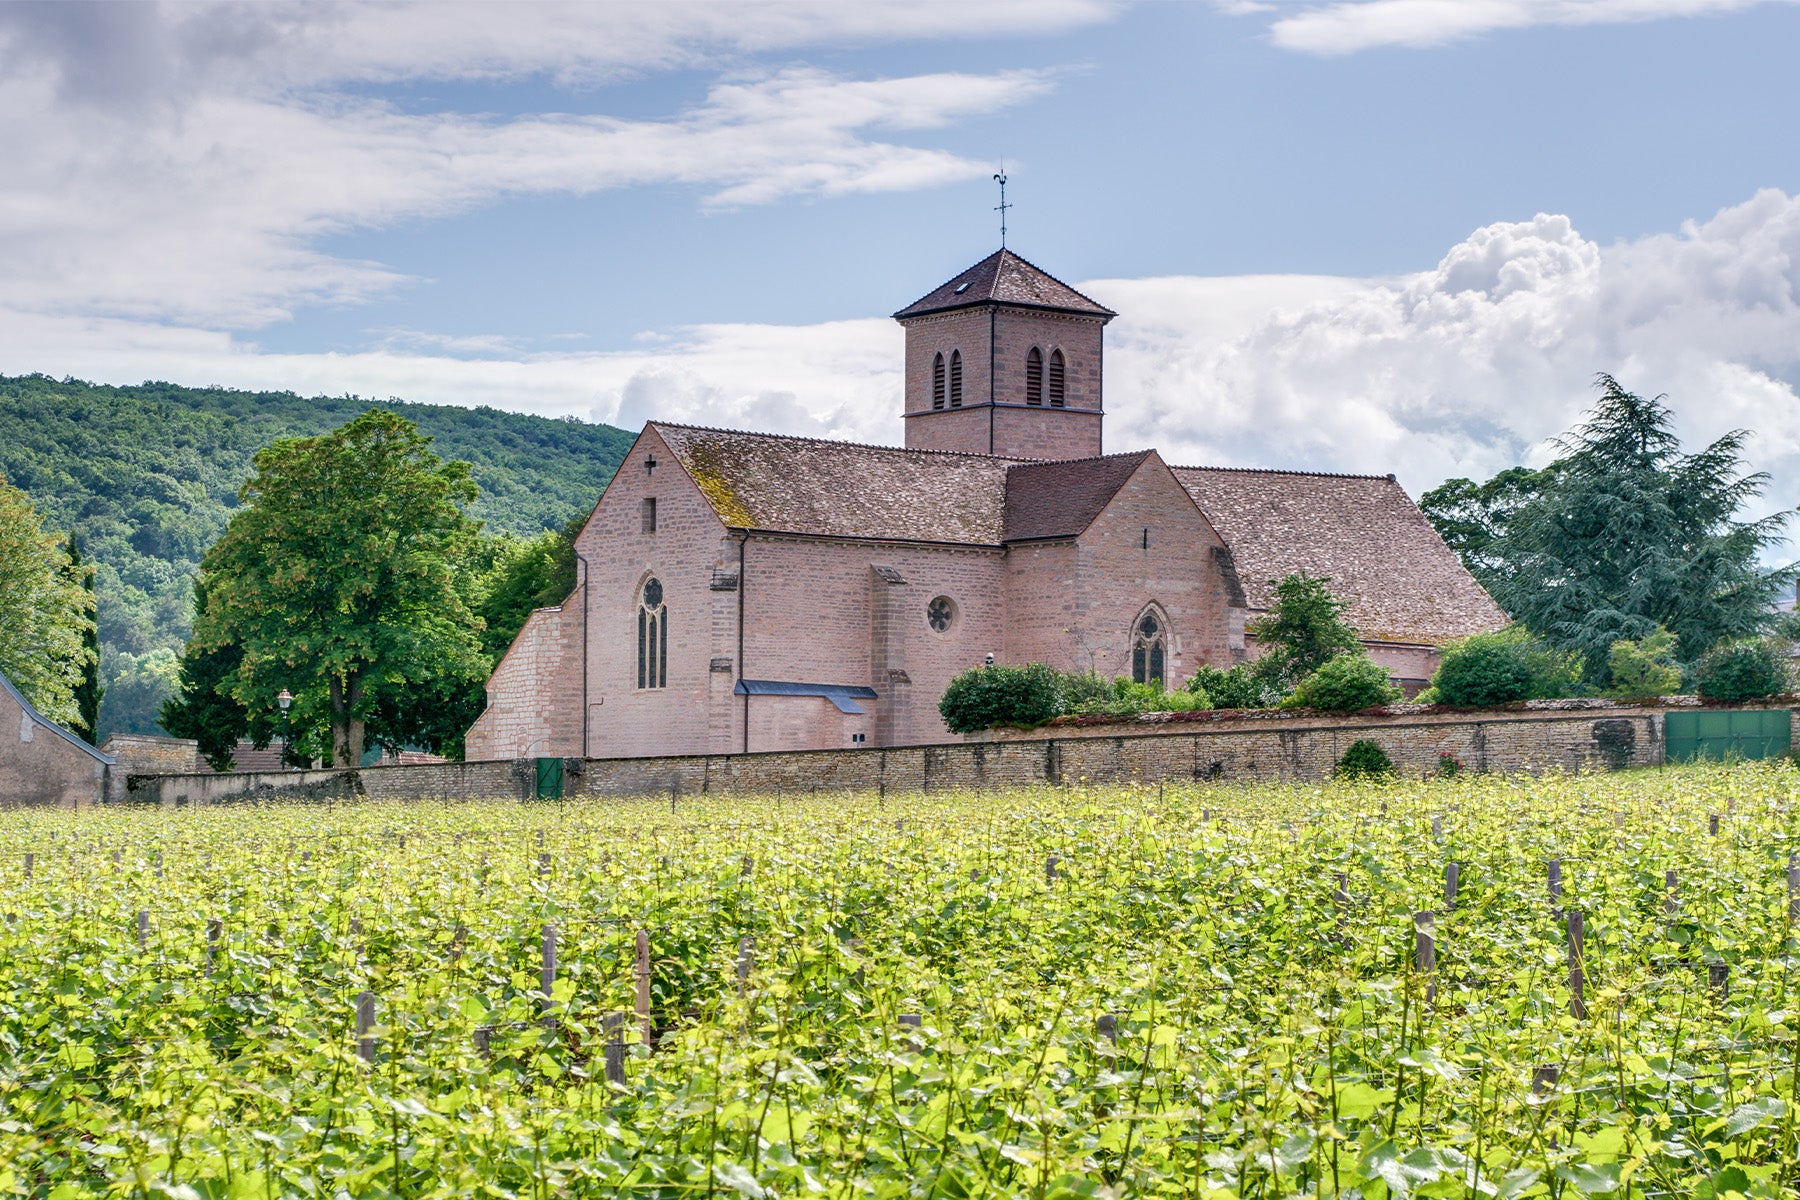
<box><xmin>1173</xmin><ymin>463</ymin><xmax>1400</xmax><ymax>482</ymax></box>
<box><xmin>1005</xmin><ymin>448</ymin><xmax>1154</xmax><ymax>472</ymax></box>
<box><xmin>649</xmin><ymin>420</ymin><xmax>1037</xmax><ymax>463</ymax></box>
<box><xmin>996</xmin><ymin>247</ymin><xmax>1116</xmax><ymax>316</ymax></box>
<box><xmin>0</xmin><ymin>668</ymin><xmax>113</xmax><ymax>764</ymax></box>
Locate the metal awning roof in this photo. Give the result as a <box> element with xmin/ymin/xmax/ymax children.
<box><xmin>733</xmin><ymin>679</ymin><xmax>879</xmax><ymax>714</ymax></box>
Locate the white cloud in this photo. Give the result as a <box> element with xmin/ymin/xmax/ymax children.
<box><xmin>1267</xmin><ymin>0</ymin><xmax>1797</xmax><ymax>55</ymax></box>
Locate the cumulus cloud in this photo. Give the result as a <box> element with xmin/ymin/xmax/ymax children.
<box><xmin>1265</xmin><ymin>0</ymin><xmax>1797</xmax><ymax>55</ymax></box>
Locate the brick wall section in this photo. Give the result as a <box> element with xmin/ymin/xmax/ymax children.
<box><xmin>125</xmin><ymin>705</ymin><xmax>1799</xmax><ymax>806</ymax></box>
<box><xmin>464</xmin><ymin>604</ymin><xmax>581</xmax><ymax>760</ymax></box>
<box><xmin>99</xmin><ymin>735</ymin><xmax>198</xmax><ymax>802</ymax></box>
<box><xmin>1</xmin><ymin>684</ymin><xmax>108</xmax><ymax>809</ymax></box>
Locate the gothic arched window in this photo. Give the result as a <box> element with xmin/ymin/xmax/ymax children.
<box><xmin>932</xmin><ymin>352</ymin><xmax>946</xmax><ymax>410</ymax></box>
<box><xmin>1025</xmin><ymin>346</ymin><xmax>1044</xmax><ymax>405</ymax></box>
<box><xmin>1048</xmin><ymin>349</ymin><xmax>1066</xmax><ymax>408</ymax></box>
<box><xmin>949</xmin><ymin>350</ymin><xmax>964</xmax><ymax>407</ymax></box>
<box><xmin>637</xmin><ymin>577</ymin><xmax>667</xmax><ymax>690</ymax></box>
<box><xmin>1131</xmin><ymin>610</ymin><xmax>1166</xmax><ymax>688</ymax></box>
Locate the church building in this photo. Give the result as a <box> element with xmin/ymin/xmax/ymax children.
<box><xmin>466</xmin><ymin>249</ymin><xmax>1506</xmax><ymax>761</ymax></box>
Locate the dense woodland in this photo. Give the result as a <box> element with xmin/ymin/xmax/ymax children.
<box><xmin>0</xmin><ymin>374</ymin><xmax>631</xmax><ymax>737</ymax></box>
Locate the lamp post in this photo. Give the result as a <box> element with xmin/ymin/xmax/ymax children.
<box><xmin>276</xmin><ymin>689</ymin><xmax>293</xmax><ymax>770</ymax></box>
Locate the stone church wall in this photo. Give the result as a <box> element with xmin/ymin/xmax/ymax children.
<box><xmin>124</xmin><ymin>705</ymin><xmax>1788</xmax><ymax>807</ymax></box>
<box><xmin>465</xmin><ymin>603</ymin><xmax>581</xmax><ymax>760</ymax></box>
<box><xmin>1</xmin><ymin>684</ymin><xmax>108</xmax><ymax>809</ymax></box>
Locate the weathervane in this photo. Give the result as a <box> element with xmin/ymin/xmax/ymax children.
<box><xmin>993</xmin><ymin>169</ymin><xmax>1011</xmax><ymax>247</ymax></box>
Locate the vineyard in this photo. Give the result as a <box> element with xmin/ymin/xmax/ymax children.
<box><xmin>3</xmin><ymin>764</ymin><xmax>1800</xmax><ymax>1198</ymax></box>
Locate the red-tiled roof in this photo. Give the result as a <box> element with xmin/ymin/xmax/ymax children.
<box><xmin>893</xmin><ymin>249</ymin><xmax>1116</xmax><ymax>320</ymax></box>
<box><xmin>1171</xmin><ymin>466</ymin><xmax>1508</xmax><ymax>646</ymax></box>
<box><xmin>1003</xmin><ymin>451</ymin><xmax>1153</xmax><ymax>542</ymax></box>
<box><xmin>654</xmin><ymin>423</ymin><xmax>1025</xmax><ymax>545</ymax></box>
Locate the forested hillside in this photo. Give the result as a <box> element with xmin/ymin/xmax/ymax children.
<box><xmin>0</xmin><ymin>374</ymin><xmax>632</xmax><ymax>736</ymax></box>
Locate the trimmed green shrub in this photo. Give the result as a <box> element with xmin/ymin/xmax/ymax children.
<box><xmin>1285</xmin><ymin>653</ymin><xmax>1400</xmax><ymax>713</ymax></box>
<box><xmin>1186</xmin><ymin>661</ymin><xmax>1286</xmax><ymax>709</ymax></box>
<box><xmin>1336</xmin><ymin>739</ymin><xmax>1395</xmax><ymax>779</ymax></box>
<box><xmin>1694</xmin><ymin>638</ymin><xmax>1793</xmax><ymax>701</ymax></box>
<box><xmin>1430</xmin><ymin>626</ymin><xmax>1581</xmax><ymax>707</ymax></box>
<box><xmin>938</xmin><ymin>662</ymin><xmax>1062</xmax><ymax>733</ymax></box>
<box><xmin>1055</xmin><ymin>670</ymin><xmax>1114</xmax><ymax>713</ymax></box>
<box><xmin>1070</xmin><ymin>677</ymin><xmax>1212</xmax><ymax>719</ymax></box>
<box><xmin>1605</xmin><ymin>627</ymin><xmax>1682</xmax><ymax>697</ymax></box>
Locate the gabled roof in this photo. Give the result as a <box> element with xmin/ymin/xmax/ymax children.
<box><xmin>893</xmin><ymin>249</ymin><xmax>1117</xmax><ymax>320</ymax></box>
<box><xmin>1171</xmin><ymin>466</ymin><xmax>1508</xmax><ymax>646</ymax></box>
<box><xmin>653</xmin><ymin>423</ymin><xmax>1024</xmax><ymax>545</ymax></box>
<box><xmin>0</xmin><ymin>669</ymin><xmax>113</xmax><ymax>765</ymax></box>
<box><xmin>1004</xmin><ymin>451</ymin><xmax>1154</xmax><ymax>542</ymax></box>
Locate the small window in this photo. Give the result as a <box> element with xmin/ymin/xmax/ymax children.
<box><xmin>927</xmin><ymin>595</ymin><xmax>956</xmax><ymax>633</ymax></box>
<box><xmin>637</xmin><ymin>577</ymin><xmax>668</xmax><ymax>690</ymax></box>
<box><xmin>949</xmin><ymin>350</ymin><xmax>963</xmax><ymax>408</ymax></box>
<box><xmin>932</xmin><ymin>352</ymin><xmax>946</xmax><ymax>410</ymax></box>
<box><xmin>1025</xmin><ymin>347</ymin><xmax>1043</xmax><ymax>406</ymax></box>
<box><xmin>1048</xmin><ymin>349</ymin><xmax>1066</xmax><ymax>407</ymax></box>
<box><xmin>641</xmin><ymin>497</ymin><xmax>657</xmax><ymax>533</ymax></box>
<box><xmin>1131</xmin><ymin>610</ymin><xmax>1166</xmax><ymax>688</ymax></box>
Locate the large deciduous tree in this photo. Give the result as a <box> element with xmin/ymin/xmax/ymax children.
<box><xmin>188</xmin><ymin>410</ymin><xmax>487</xmax><ymax>766</ymax></box>
<box><xmin>1431</xmin><ymin>375</ymin><xmax>1794</xmax><ymax>683</ymax></box>
<box><xmin>0</xmin><ymin>473</ymin><xmax>95</xmax><ymax>729</ymax></box>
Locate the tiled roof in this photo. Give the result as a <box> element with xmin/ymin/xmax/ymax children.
<box><xmin>0</xmin><ymin>669</ymin><xmax>113</xmax><ymax>764</ymax></box>
<box><xmin>654</xmin><ymin>423</ymin><xmax>1023</xmax><ymax>545</ymax></box>
<box><xmin>893</xmin><ymin>249</ymin><xmax>1117</xmax><ymax>319</ymax></box>
<box><xmin>1171</xmin><ymin>466</ymin><xmax>1508</xmax><ymax>646</ymax></box>
<box><xmin>1004</xmin><ymin>451</ymin><xmax>1153</xmax><ymax>542</ymax></box>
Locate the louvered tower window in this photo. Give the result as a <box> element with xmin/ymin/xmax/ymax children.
<box><xmin>1025</xmin><ymin>347</ymin><xmax>1043</xmax><ymax>405</ymax></box>
<box><xmin>1048</xmin><ymin>349</ymin><xmax>1066</xmax><ymax>407</ymax></box>
<box><xmin>949</xmin><ymin>350</ymin><xmax>963</xmax><ymax>407</ymax></box>
<box><xmin>932</xmin><ymin>352</ymin><xmax>946</xmax><ymax>410</ymax></box>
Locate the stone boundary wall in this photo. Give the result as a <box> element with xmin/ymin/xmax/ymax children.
<box><xmin>121</xmin><ymin>704</ymin><xmax>1798</xmax><ymax>807</ymax></box>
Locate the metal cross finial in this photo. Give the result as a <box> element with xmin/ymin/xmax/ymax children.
<box><xmin>644</xmin><ymin>454</ymin><xmax>657</xmax><ymax>475</ymax></box>
<box><xmin>993</xmin><ymin>170</ymin><xmax>1010</xmax><ymax>247</ymax></box>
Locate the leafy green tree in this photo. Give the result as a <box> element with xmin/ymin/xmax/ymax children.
<box><xmin>1285</xmin><ymin>652</ymin><xmax>1400</xmax><ymax>712</ymax></box>
<box><xmin>1694</xmin><ymin>638</ymin><xmax>1793</xmax><ymax>701</ymax></box>
<box><xmin>160</xmin><ymin>578</ymin><xmax>249</xmax><ymax>770</ymax></box>
<box><xmin>1462</xmin><ymin>375</ymin><xmax>1794</xmax><ymax>683</ymax></box>
<box><xmin>938</xmin><ymin>663</ymin><xmax>1062</xmax><ymax>733</ymax></box>
<box><xmin>192</xmin><ymin>410</ymin><xmax>488</xmax><ymax>766</ymax></box>
<box><xmin>66</xmin><ymin>535</ymin><xmax>104</xmax><ymax>742</ymax></box>
<box><xmin>1419</xmin><ymin>465</ymin><xmax>1556</xmax><ymax>585</ymax></box>
<box><xmin>1248</xmin><ymin>573</ymin><xmax>1361</xmax><ymax>688</ymax></box>
<box><xmin>1605</xmin><ymin>627</ymin><xmax>1682</xmax><ymax>698</ymax></box>
<box><xmin>0</xmin><ymin>473</ymin><xmax>94</xmax><ymax>728</ymax></box>
<box><xmin>473</xmin><ymin>515</ymin><xmax>581</xmax><ymax>661</ymax></box>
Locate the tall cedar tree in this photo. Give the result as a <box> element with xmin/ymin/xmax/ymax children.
<box><xmin>66</xmin><ymin>536</ymin><xmax>104</xmax><ymax>742</ymax></box>
<box><xmin>192</xmin><ymin>410</ymin><xmax>487</xmax><ymax>766</ymax></box>
<box><xmin>1486</xmin><ymin>375</ymin><xmax>1794</xmax><ymax>682</ymax></box>
<box><xmin>0</xmin><ymin>473</ymin><xmax>94</xmax><ymax>728</ymax></box>
<box><xmin>1248</xmin><ymin>573</ymin><xmax>1361</xmax><ymax>688</ymax></box>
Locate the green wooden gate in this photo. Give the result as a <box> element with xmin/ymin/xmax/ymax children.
<box><xmin>534</xmin><ymin>756</ymin><xmax>564</xmax><ymax>800</ymax></box>
<box><xmin>1664</xmin><ymin>709</ymin><xmax>1791</xmax><ymax>763</ymax></box>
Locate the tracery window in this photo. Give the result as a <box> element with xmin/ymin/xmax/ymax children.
<box><xmin>1131</xmin><ymin>610</ymin><xmax>1166</xmax><ymax>688</ymax></box>
<box><xmin>637</xmin><ymin>577</ymin><xmax>668</xmax><ymax>689</ymax></box>
<box><xmin>932</xmin><ymin>352</ymin><xmax>946</xmax><ymax>410</ymax></box>
<box><xmin>1025</xmin><ymin>346</ymin><xmax>1043</xmax><ymax>405</ymax></box>
<box><xmin>927</xmin><ymin>595</ymin><xmax>956</xmax><ymax>633</ymax></box>
<box><xmin>949</xmin><ymin>350</ymin><xmax>964</xmax><ymax>407</ymax></box>
<box><xmin>1048</xmin><ymin>349</ymin><xmax>1066</xmax><ymax>408</ymax></box>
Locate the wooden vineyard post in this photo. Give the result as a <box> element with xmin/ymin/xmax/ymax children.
<box><xmin>137</xmin><ymin>910</ymin><xmax>149</xmax><ymax>950</ymax></box>
<box><xmin>1664</xmin><ymin>869</ymin><xmax>1680</xmax><ymax>939</ymax></box>
<box><xmin>473</xmin><ymin>1025</ymin><xmax>493</xmax><ymax>1058</ymax></box>
<box><xmin>1788</xmin><ymin>856</ymin><xmax>1799</xmax><ymax>931</ymax></box>
<box><xmin>1531</xmin><ymin>1064</ymin><xmax>1561</xmax><ymax>1097</ymax></box>
<box><xmin>603</xmin><ymin>1013</ymin><xmax>627</xmax><ymax>1084</ymax></box>
<box><xmin>1567</xmin><ymin>910</ymin><xmax>1586</xmax><ymax>1020</ymax></box>
<box><xmin>1096</xmin><ymin>1013</ymin><xmax>1118</xmax><ymax>1045</ymax></box>
<box><xmin>1444</xmin><ymin>862</ymin><xmax>1460</xmax><ymax>911</ymax></box>
<box><xmin>1414</xmin><ymin>910</ymin><xmax>1436</xmax><ymax>1005</ymax></box>
<box><xmin>736</xmin><ymin>936</ymin><xmax>754</xmax><ymax>996</ymax></box>
<box><xmin>1333</xmin><ymin>872</ymin><xmax>1350</xmax><ymax>942</ymax></box>
<box><xmin>1431</xmin><ymin>815</ymin><xmax>1442</xmax><ymax>841</ymax></box>
<box><xmin>898</xmin><ymin>1013</ymin><xmax>922</xmax><ymax>1053</ymax></box>
<box><xmin>1709</xmin><ymin>813</ymin><xmax>1720</xmax><ymax>837</ymax></box>
<box><xmin>1046</xmin><ymin>854</ymin><xmax>1061</xmax><ymax>885</ymax></box>
<box><xmin>22</xmin><ymin>853</ymin><xmax>31</xmax><ymax>880</ymax></box>
<box><xmin>635</xmin><ymin>929</ymin><xmax>652</xmax><ymax>1046</ymax></box>
<box><xmin>1547</xmin><ymin>858</ymin><xmax>1562</xmax><ymax>916</ymax></box>
<box><xmin>538</xmin><ymin>853</ymin><xmax>550</xmax><ymax>879</ymax></box>
<box><xmin>1709</xmin><ymin>961</ymin><xmax>1730</xmax><ymax>1002</ymax></box>
<box><xmin>541</xmin><ymin>924</ymin><xmax>558</xmax><ymax>1026</ymax></box>
<box><xmin>356</xmin><ymin>991</ymin><xmax>376</xmax><ymax>1064</ymax></box>
<box><xmin>206</xmin><ymin>918</ymin><xmax>222</xmax><ymax>978</ymax></box>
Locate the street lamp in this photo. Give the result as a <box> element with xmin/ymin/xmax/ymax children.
<box><xmin>276</xmin><ymin>689</ymin><xmax>293</xmax><ymax>770</ymax></box>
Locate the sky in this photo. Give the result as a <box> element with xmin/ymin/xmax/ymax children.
<box><xmin>4</xmin><ymin>0</ymin><xmax>1800</xmax><ymax>530</ymax></box>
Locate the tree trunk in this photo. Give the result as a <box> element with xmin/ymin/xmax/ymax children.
<box><xmin>329</xmin><ymin>673</ymin><xmax>366</xmax><ymax>768</ymax></box>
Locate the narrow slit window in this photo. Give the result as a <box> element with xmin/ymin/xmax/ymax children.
<box><xmin>949</xmin><ymin>350</ymin><xmax>963</xmax><ymax>408</ymax></box>
<box><xmin>1048</xmin><ymin>349</ymin><xmax>1066</xmax><ymax>407</ymax></box>
<box><xmin>1025</xmin><ymin>347</ymin><xmax>1043</xmax><ymax>405</ymax></box>
<box><xmin>637</xmin><ymin>577</ymin><xmax>667</xmax><ymax>689</ymax></box>
<box><xmin>641</xmin><ymin>497</ymin><xmax>657</xmax><ymax>533</ymax></box>
<box><xmin>932</xmin><ymin>352</ymin><xmax>946</xmax><ymax>410</ymax></box>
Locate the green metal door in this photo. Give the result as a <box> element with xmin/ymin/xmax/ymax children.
<box><xmin>1665</xmin><ymin>709</ymin><xmax>1791</xmax><ymax>763</ymax></box>
<box><xmin>534</xmin><ymin>756</ymin><xmax>564</xmax><ymax>800</ymax></box>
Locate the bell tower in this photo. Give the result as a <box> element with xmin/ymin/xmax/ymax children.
<box><xmin>894</xmin><ymin>249</ymin><xmax>1115</xmax><ymax>460</ymax></box>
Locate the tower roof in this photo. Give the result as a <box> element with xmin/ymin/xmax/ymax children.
<box><xmin>893</xmin><ymin>248</ymin><xmax>1116</xmax><ymax>320</ymax></box>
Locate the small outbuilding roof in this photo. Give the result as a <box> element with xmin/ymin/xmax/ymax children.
<box><xmin>1171</xmin><ymin>466</ymin><xmax>1508</xmax><ymax>646</ymax></box>
<box><xmin>0</xmin><ymin>669</ymin><xmax>114</xmax><ymax>765</ymax></box>
<box><xmin>893</xmin><ymin>249</ymin><xmax>1116</xmax><ymax>320</ymax></box>
<box><xmin>734</xmin><ymin>679</ymin><xmax>880</xmax><ymax>714</ymax></box>
<box><xmin>1003</xmin><ymin>451</ymin><xmax>1154</xmax><ymax>542</ymax></box>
